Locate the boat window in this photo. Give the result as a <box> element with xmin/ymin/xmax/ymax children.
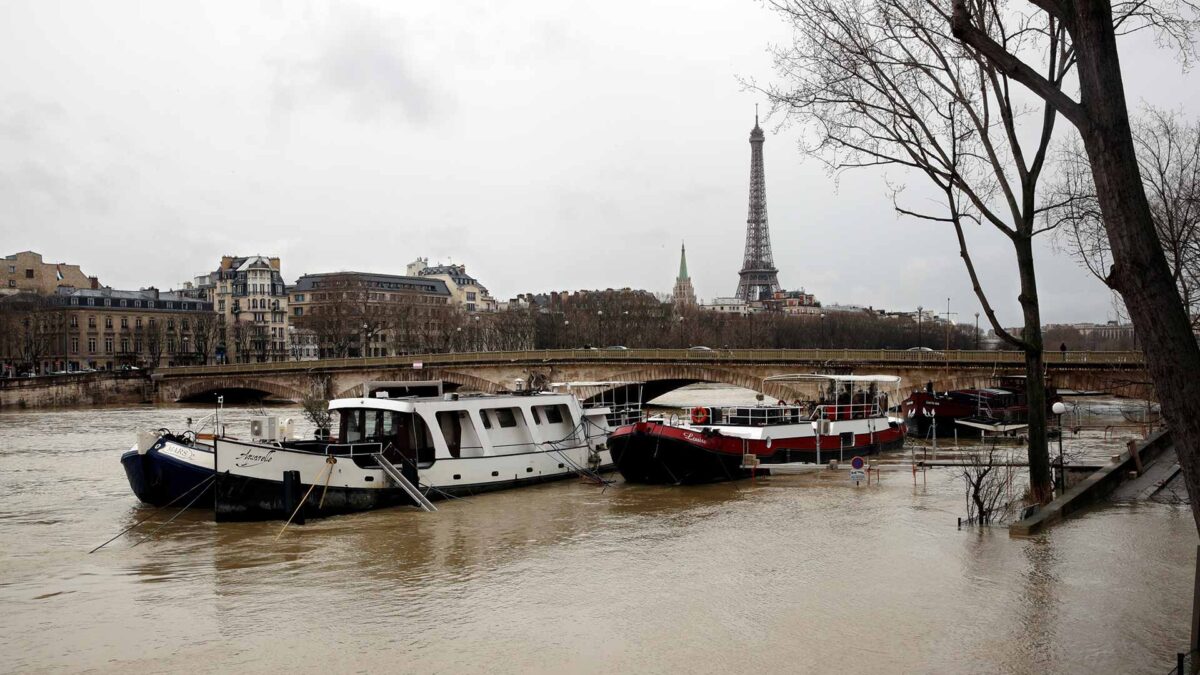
<box><xmin>542</xmin><ymin>405</ymin><xmax>564</xmax><ymax>424</ymax></box>
<box><xmin>840</xmin><ymin>431</ymin><xmax>855</xmax><ymax>447</ymax></box>
<box><xmin>480</xmin><ymin>410</ymin><xmax>492</xmax><ymax>429</ymax></box>
<box><xmin>494</xmin><ymin>408</ymin><xmax>517</xmax><ymax>428</ymax></box>
<box><xmin>531</xmin><ymin>407</ymin><xmax>541</xmax><ymax>424</ymax></box>
<box><xmin>437</xmin><ymin>411</ymin><xmax>462</xmax><ymax>458</ymax></box>
<box><xmin>342</xmin><ymin>409</ymin><xmax>365</xmax><ymax>443</ymax></box>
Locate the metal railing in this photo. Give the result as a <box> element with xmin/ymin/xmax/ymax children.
<box><xmin>156</xmin><ymin>348</ymin><xmax>1146</xmax><ymax>377</ymax></box>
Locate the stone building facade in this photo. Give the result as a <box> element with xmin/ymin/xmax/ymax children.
<box><xmin>2</xmin><ymin>251</ymin><xmax>98</xmax><ymax>296</ymax></box>
<box><xmin>291</xmin><ymin>271</ymin><xmax>452</xmax><ymax>357</ymax></box>
<box><xmin>406</xmin><ymin>258</ymin><xmax>497</xmax><ymax>312</ymax></box>
<box><xmin>0</xmin><ymin>287</ymin><xmax>215</xmax><ymax>375</ymax></box>
<box><xmin>186</xmin><ymin>255</ymin><xmax>289</xmax><ymax>363</ymax></box>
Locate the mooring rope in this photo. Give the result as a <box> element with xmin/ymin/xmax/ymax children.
<box><xmin>89</xmin><ymin>473</ymin><xmax>216</xmax><ymax>554</ymax></box>
<box><xmin>317</xmin><ymin>456</ymin><xmax>337</xmax><ymax>510</ymax></box>
<box><xmin>275</xmin><ymin>461</ymin><xmax>334</xmax><ymax>541</ymax></box>
<box><xmin>130</xmin><ymin>477</ymin><xmax>216</xmax><ymax>548</ymax></box>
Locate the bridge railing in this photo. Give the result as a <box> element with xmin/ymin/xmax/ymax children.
<box><xmin>156</xmin><ymin>348</ymin><xmax>1145</xmax><ymax>377</ymax></box>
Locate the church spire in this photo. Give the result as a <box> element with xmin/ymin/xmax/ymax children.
<box><xmin>672</xmin><ymin>240</ymin><xmax>696</xmax><ymax>309</ymax></box>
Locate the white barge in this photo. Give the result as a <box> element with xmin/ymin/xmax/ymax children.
<box><xmin>213</xmin><ymin>388</ymin><xmax>615</xmax><ymax>521</ymax></box>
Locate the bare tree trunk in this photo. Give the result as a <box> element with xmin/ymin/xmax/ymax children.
<box><xmin>1066</xmin><ymin>1</ymin><xmax>1200</xmax><ymax>529</ymax></box>
<box><xmin>1015</xmin><ymin>234</ymin><xmax>1053</xmax><ymax>501</ymax></box>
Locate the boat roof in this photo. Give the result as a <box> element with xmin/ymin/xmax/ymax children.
<box><xmin>328</xmin><ymin>391</ymin><xmax>576</xmax><ymax>413</ymax></box>
<box><xmin>763</xmin><ymin>374</ymin><xmax>901</xmax><ymax>384</ymax></box>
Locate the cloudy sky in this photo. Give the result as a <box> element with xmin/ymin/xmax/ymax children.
<box><xmin>1</xmin><ymin>1</ymin><xmax>1195</xmax><ymax>327</ymax></box>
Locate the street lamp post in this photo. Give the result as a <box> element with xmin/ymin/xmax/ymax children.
<box><xmin>916</xmin><ymin>305</ymin><xmax>923</xmax><ymax>348</ymax></box>
<box><xmin>820</xmin><ymin>312</ymin><xmax>826</xmax><ymax>349</ymax></box>
<box><xmin>975</xmin><ymin>312</ymin><xmax>980</xmax><ymax>350</ymax></box>
<box><xmin>1052</xmin><ymin>401</ymin><xmax>1067</xmax><ymax>495</ymax></box>
<box><xmin>677</xmin><ymin>315</ymin><xmax>685</xmax><ymax>348</ymax></box>
<box><xmin>563</xmin><ymin>320</ymin><xmax>570</xmax><ymax>349</ymax></box>
<box><xmin>361</xmin><ymin>323</ymin><xmax>369</xmax><ymax>359</ymax></box>
<box><xmin>597</xmin><ymin>310</ymin><xmax>605</xmax><ymax>347</ymax></box>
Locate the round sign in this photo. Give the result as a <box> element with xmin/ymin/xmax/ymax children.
<box><xmin>851</xmin><ymin>456</ymin><xmax>865</xmax><ymax>470</ymax></box>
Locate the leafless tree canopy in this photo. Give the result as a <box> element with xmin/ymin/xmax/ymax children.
<box><xmin>1049</xmin><ymin>107</ymin><xmax>1200</xmax><ymax>326</ymax></box>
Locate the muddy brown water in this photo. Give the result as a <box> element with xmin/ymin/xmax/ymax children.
<box><xmin>0</xmin><ymin>393</ymin><xmax>1194</xmax><ymax>674</ymax></box>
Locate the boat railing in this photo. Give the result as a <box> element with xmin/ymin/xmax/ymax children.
<box><xmin>812</xmin><ymin>403</ymin><xmax>884</xmax><ymax>421</ymax></box>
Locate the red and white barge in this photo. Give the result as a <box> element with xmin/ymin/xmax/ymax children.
<box><xmin>609</xmin><ymin>374</ymin><xmax>906</xmax><ymax>485</ymax></box>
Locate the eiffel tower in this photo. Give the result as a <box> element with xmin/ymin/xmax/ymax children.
<box><xmin>734</xmin><ymin>112</ymin><xmax>781</xmax><ymax>302</ymax></box>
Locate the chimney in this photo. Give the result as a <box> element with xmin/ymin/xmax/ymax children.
<box><xmin>269</xmin><ymin>257</ymin><xmax>281</xmax><ymax>271</ymax></box>
<box><xmin>89</xmin><ymin>276</ymin><xmax>99</xmax><ymax>289</ymax></box>
<box><xmin>221</xmin><ymin>256</ymin><xmax>233</xmax><ymax>270</ymax></box>
<box><xmin>148</xmin><ymin>286</ymin><xmax>160</xmax><ymax>300</ymax></box>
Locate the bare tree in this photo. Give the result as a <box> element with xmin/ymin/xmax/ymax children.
<box><xmin>949</xmin><ymin>0</ymin><xmax>1200</xmax><ymax>529</ymax></box>
<box><xmin>762</xmin><ymin>0</ymin><xmax>1070</xmax><ymax>501</ymax></box>
<box><xmin>300</xmin><ymin>372</ymin><xmax>333</xmax><ymax>438</ymax></box>
<box><xmin>191</xmin><ymin>312</ymin><xmax>221</xmax><ymax>365</ymax></box>
<box><xmin>1049</xmin><ymin>108</ymin><xmax>1200</xmax><ymax>327</ymax></box>
<box><xmin>962</xmin><ymin>443</ymin><xmax>1017</xmax><ymax>525</ymax></box>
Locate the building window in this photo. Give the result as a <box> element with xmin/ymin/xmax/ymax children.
<box><xmin>120</xmin><ymin>299</ymin><xmax>127</xmax><ymax>307</ymax></box>
<box><xmin>6</xmin><ymin>265</ymin><xmax>13</xmax><ymax>273</ymax></box>
<box><xmin>87</xmin><ymin>298</ymin><xmax>94</xmax><ymax>306</ymax></box>
<box><xmin>167</xmin><ymin>319</ymin><xmax>175</xmax><ymax>330</ymax></box>
<box><xmin>70</xmin><ymin>316</ymin><xmax>78</xmax><ymax>327</ymax></box>
<box><xmin>466</xmin><ymin>291</ymin><xmax>476</xmax><ymax>301</ymax></box>
<box><xmin>134</xmin><ymin>339</ymin><xmax>142</xmax><ymax>352</ymax></box>
<box><xmin>88</xmin><ymin>316</ymin><xmax>96</xmax><ymax>328</ymax></box>
<box><xmin>8</xmin><ymin>280</ymin><xmax>15</xmax><ymax>288</ymax></box>
<box><xmin>121</xmin><ymin>338</ymin><xmax>130</xmax><ymax>353</ymax></box>
<box><xmin>294</xmin><ymin>307</ymin><xmax>303</xmax><ymax>317</ymax></box>
<box><xmin>218</xmin><ymin>300</ymin><xmax>225</xmax><ymax>311</ymax></box>
<box><xmin>25</xmin><ymin>269</ymin><xmax>33</xmax><ymax>278</ymax></box>
<box><xmin>135</xmin><ymin>318</ymin><xmax>142</xmax><ymax>328</ymax></box>
<box><xmin>104</xmin><ymin>317</ymin><xmax>112</xmax><ymax>328</ymax></box>
<box><xmin>104</xmin><ymin>338</ymin><xmax>113</xmax><ymax>354</ymax></box>
<box><xmin>294</xmin><ymin>293</ymin><xmax>304</xmax><ymax>302</ymax></box>
<box><xmin>149</xmin><ymin>318</ymin><xmax>156</xmax><ymax>329</ymax></box>
<box><xmin>70</xmin><ymin>338</ymin><xmax>79</xmax><ymax>353</ymax></box>
<box><xmin>87</xmin><ymin>338</ymin><xmax>96</xmax><ymax>353</ymax></box>
<box><xmin>120</xmin><ymin>317</ymin><xmax>128</xmax><ymax>329</ymax></box>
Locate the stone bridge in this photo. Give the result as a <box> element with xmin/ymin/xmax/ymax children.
<box><xmin>152</xmin><ymin>348</ymin><xmax>1153</xmax><ymax>405</ymax></box>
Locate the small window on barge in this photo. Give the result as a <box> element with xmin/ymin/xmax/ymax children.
<box><xmin>542</xmin><ymin>405</ymin><xmax>564</xmax><ymax>424</ymax></box>
<box><xmin>494</xmin><ymin>408</ymin><xmax>517</xmax><ymax>428</ymax></box>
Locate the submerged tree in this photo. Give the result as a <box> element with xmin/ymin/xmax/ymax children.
<box><xmin>948</xmin><ymin>0</ymin><xmax>1200</xmax><ymax>530</ymax></box>
<box><xmin>761</xmin><ymin>0</ymin><xmax>1074</xmax><ymax>502</ymax></box>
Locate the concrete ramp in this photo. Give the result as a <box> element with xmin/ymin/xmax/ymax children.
<box><xmin>1110</xmin><ymin>447</ymin><xmax>1185</xmax><ymax>503</ymax></box>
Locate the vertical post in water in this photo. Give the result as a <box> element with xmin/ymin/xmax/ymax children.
<box><xmin>1191</xmin><ymin>543</ymin><xmax>1200</xmax><ymax>667</ymax></box>
<box><xmin>282</xmin><ymin>470</ymin><xmax>304</xmax><ymax>525</ymax></box>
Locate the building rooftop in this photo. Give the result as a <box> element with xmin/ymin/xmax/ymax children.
<box><xmin>294</xmin><ymin>271</ymin><xmax>451</xmax><ymax>296</ymax></box>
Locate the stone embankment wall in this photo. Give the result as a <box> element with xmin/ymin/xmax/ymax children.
<box><xmin>0</xmin><ymin>372</ymin><xmax>152</xmax><ymax>409</ymax></box>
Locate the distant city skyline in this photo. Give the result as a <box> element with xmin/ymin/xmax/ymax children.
<box><xmin>2</xmin><ymin>2</ymin><xmax>1194</xmax><ymax>327</ymax></box>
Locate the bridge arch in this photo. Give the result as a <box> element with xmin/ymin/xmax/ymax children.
<box><xmin>172</xmin><ymin>377</ymin><xmax>306</xmax><ymax>404</ymax></box>
<box><xmin>576</xmin><ymin>365</ymin><xmax>808</xmax><ymax>406</ymax></box>
<box><xmin>330</xmin><ymin>368</ymin><xmax>504</xmax><ymax>399</ymax></box>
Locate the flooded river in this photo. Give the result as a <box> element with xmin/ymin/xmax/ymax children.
<box><xmin>0</xmin><ymin>393</ymin><xmax>1195</xmax><ymax>673</ymax></box>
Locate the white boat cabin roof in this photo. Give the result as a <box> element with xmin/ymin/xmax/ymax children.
<box><xmin>327</xmin><ymin>391</ymin><xmax>586</xmax><ymax>414</ymax></box>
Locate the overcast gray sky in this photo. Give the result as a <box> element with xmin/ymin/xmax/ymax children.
<box><xmin>1</xmin><ymin>1</ymin><xmax>1195</xmax><ymax>327</ymax></box>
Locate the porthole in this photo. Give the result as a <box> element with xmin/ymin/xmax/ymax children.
<box><xmin>491</xmin><ymin>471</ymin><xmax>499</xmax><ymax>477</ymax></box>
<box><xmin>364</xmin><ymin>476</ymin><xmax>374</xmax><ymax>482</ymax></box>
<box><xmin>558</xmin><ymin>463</ymin><xmax>565</xmax><ymax>469</ymax></box>
<box><xmin>453</xmin><ymin>474</ymin><xmax>461</xmax><ymax>480</ymax></box>
<box><xmin>526</xmin><ymin>467</ymin><xmax>533</xmax><ymax>473</ymax></box>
